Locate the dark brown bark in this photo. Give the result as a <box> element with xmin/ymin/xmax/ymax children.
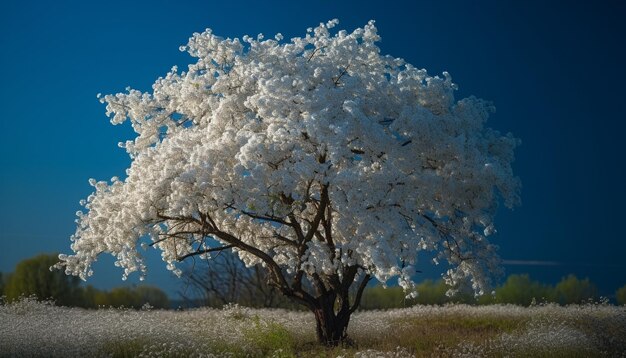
<box><xmin>310</xmin><ymin>271</ymin><xmax>370</xmax><ymax>346</ymax></box>
<box><xmin>156</xmin><ymin>184</ymin><xmax>374</xmax><ymax>346</ymax></box>
<box><xmin>312</xmin><ymin>293</ymin><xmax>352</xmax><ymax>346</ymax></box>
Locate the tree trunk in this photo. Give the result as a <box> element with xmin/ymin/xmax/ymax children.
<box><xmin>312</xmin><ymin>295</ymin><xmax>352</xmax><ymax>346</ymax></box>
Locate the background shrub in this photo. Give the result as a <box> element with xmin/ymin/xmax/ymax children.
<box><xmin>3</xmin><ymin>253</ymin><xmax>84</xmax><ymax>306</ymax></box>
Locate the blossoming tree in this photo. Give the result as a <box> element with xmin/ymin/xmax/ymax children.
<box><xmin>57</xmin><ymin>20</ymin><xmax>520</xmax><ymax>345</ymax></box>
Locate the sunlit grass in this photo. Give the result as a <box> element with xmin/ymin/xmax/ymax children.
<box><xmin>244</xmin><ymin>316</ymin><xmax>296</xmax><ymax>357</ymax></box>
<box><xmin>387</xmin><ymin>314</ymin><xmax>526</xmax><ymax>355</ymax></box>
<box><xmin>1</xmin><ymin>297</ymin><xmax>624</xmax><ymax>357</ymax></box>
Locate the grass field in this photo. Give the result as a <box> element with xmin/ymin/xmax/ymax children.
<box><xmin>1</xmin><ymin>298</ymin><xmax>624</xmax><ymax>357</ymax></box>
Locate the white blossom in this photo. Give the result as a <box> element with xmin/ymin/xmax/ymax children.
<box><xmin>56</xmin><ymin>20</ymin><xmax>520</xmax><ymax>297</ymax></box>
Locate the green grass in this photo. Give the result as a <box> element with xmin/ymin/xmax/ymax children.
<box><xmin>379</xmin><ymin>314</ymin><xmax>526</xmax><ymax>356</ymax></box>
<box><xmin>283</xmin><ymin>315</ymin><xmax>527</xmax><ymax>357</ymax></box>
<box><xmin>102</xmin><ymin>337</ymin><xmax>247</xmax><ymax>358</ymax></box>
<box><xmin>43</xmin><ymin>310</ymin><xmax>626</xmax><ymax>357</ymax></box>
<box><xmin>3</xmin><ymin>299</ymin><xmax>623</xmax><ymax>357</ymax></box>
<box><xmin>239</xmin><ymin>312</ymin><xmax>616</xmax><ymax>357</ymax></box>
<box><xmin>102</xmin><ymin>337</ymin><xmax>151</xmax><ymax>358</ymax></box>
<box><xmin>243</xmin><ymin>316</ymin><xmax>296</xmax><ymax>357</ymax></box>
<box><xmin>496</xmin><ymin>348</ymin><xmax>601</xmax><ymax>358</ymax></box>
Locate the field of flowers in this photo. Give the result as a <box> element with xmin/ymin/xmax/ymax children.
<box><xmin>1</xmin><ymin>297</ymin><xmax>624</xmax><ymax>357</ymax></box>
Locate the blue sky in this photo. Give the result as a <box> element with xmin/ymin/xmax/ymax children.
<box><xmin>1</xmin><ymin>0</ymin><xmax>625</xmax><ymax>298</ymax></box>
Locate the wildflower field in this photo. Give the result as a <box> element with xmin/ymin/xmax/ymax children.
<box><xmin>1</xmin><ymin>298</ymin><xmax>624</xmax><ymax>357</ymax></box>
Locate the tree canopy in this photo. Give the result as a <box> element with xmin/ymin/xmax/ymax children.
<box><xmin>56</xmin><ymin>20</ymin><xmax>519</xmax><ymax>344</ymax></box>
<box><xmin>552</xmin><ymin>275</ymin><xmax>598</xmax><ymax>305</ymax></box>
<box><xmin>486</xmin><ymin>274</ymin><xmax>552</xmax><ymax>306</ymax></box>
<box><xmin>5</xmin><ymin>253</ymin><xmax>83</xmax><ymax>306</ymax></box>
<box><xmin>616</xmin><ymin>285</ymin><xmax>626</xmax><ymax>305</ymax></box>
<box><xmin>96</xmin><ymin>285</ymin><xmax>169</xmax><ymax>309</ymax></box>
<box><xmin>0</xmin><ymin>272</ymin><xmax>5</xmax><ymax>296</ymax></box>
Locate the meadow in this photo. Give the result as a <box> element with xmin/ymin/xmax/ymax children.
<box><xmin>1</xmin><ymin>297</ymin><xmax>624</xmax><ymax>357</ymax></box>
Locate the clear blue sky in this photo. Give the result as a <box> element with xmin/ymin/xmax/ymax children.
<box><xmin>1</xmin><ymin>0</ymin><xmax>625</xmax><ymax>297</ymax></box>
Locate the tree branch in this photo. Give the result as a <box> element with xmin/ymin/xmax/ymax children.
<box><xmin>176</xmin><ymin>244</ymin><xmax>235</xmax><ymax>262</ymax></box>
<box><xmin>306</xmin><ymin>46</ymin><xmax>326</xmax><ymax>62</ymax></box>
<box><xmin>322</xmin><ymin>205</ymin><xmax>335</xmax><ymax>257</ymax></box>
<box><xmin>304</xmin><ymin>184</ymin><xmax>329</xmax><ymax>243</ymax></box>
<box><xmin>227</xmin><ymin>204</ymin><xmax>291</xmax><ymax>226</ymax></box>
<box><xmin>350</xmin><ymin>273</ymin><xmax>371</xmax><ymax>314</ymax></box>
<box><xmin>332</xmin><ymin>64</ymin><xmax>351</xmax><ymax>87</ymax></box>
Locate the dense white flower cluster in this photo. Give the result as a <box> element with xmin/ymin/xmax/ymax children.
<box><xmin>57</xmin><ymin>20</ymin><xmax>520</xmax><ymax>296</ymax></box>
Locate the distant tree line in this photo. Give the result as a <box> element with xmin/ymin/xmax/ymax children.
<box><xmin>360</xmin><ymin>274</ymin><xmax>620</xmax><ymax>309</ymax></box>
<box><xmin>179</xmin><ymin>250</ymin><xmax>626</xmax><ymax>308</ymax></box>
<box><xmin>2</xmin><ymin>253</ymin><xmax>626</xmax><ymax>309</ymax></box>
<box><xmin>0</xmin><ymin>253</ymin><xmax>168</xmax><ymax>309</ymax></box>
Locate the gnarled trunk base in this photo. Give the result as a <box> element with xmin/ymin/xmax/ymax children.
<box><xmin>313</xmin><ymin>298</ymin><xmax>352</xmax><ymax>346</ymax></box>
